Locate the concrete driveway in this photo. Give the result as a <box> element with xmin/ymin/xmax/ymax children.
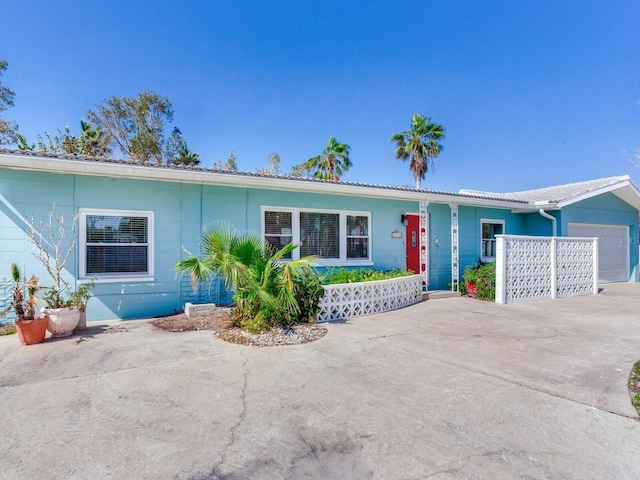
<box><xmin>1</xmin><ymin>283</ymin><xmax>639</xmax><ymax>479</ymax></box>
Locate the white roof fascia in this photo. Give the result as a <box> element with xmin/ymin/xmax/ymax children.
<box><xmin>555</xmin><ymin>178</ymin><xmax>640</xmax><ymax>211</ymax></box>
<box><xmin>0</xmin><ymin>151</ymin><xmax>529</xmax><ymax>209</ymax></box>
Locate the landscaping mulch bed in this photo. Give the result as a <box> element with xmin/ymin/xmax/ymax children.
<box><xmin>0</xmin><ymin>324</ymin><xmax>16</xmax><ymax>336</ymax></box>
<box><xmin>151</xmin><ymin>308</ymin><xmax>328</xmax><ymax>346</ymax></box>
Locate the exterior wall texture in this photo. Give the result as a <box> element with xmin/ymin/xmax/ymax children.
<box><xmin>558</xmin><ymin>193</ymin><xmax>639</xmax><ymax>281</ymax></box>
<box><xmin>2</xmin><ymin>166</ymin><xmax>639</xmax><ymax>321</ymax></box>
<box><xmin>0</xmin><ymin>168</ymin><xmax>416</xmax><ymax>320</ymax></box>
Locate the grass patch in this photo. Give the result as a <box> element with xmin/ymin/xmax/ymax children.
<box><xmin>629</xmin><ymin>360</ymin><xmax>640</xmax><ymax>416</ymax></box>
<box><xmin>0</xmin><ymin>324</ymin><xmax>17</xmax><ymax>336</ymax></box>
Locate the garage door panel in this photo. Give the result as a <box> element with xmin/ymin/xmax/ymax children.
<box><xmin>567</xmin><ymin>223</ymin><xmax>629</xmax><ymax>283</ymax></box>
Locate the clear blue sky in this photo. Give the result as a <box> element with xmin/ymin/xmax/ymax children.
<box><xmin>2</xmin><ymin>0</ymin><xmax>639</xmax><ymax>193</ymax></box>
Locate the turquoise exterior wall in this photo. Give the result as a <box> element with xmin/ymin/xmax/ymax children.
<box><xmin>558</xmin><ymin>193</ymin><xmax>639</xmax><ymax>281</ymax></box>
<box><xmin>427</xmin><ymin>204</ymin><xmax>526</xmax><ymax>290</ymax></box>
<box><xmin>3</xmin><ymin>166</ymin><xmax>638</xmax><ymax>322</ymax></box>
<box><xmin>0</xmin><ymin>168</ymin><xmax>415</xmax><ymax>321</ymax></box>
<box><xmin>523</xmin><ymin>210</ymin><xmax>560</xmax><ymax>236</ymax></box>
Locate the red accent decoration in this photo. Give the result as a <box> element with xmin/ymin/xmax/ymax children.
<box><xmin>466</xmin><ymin>282</ymin><xmax>477</xmax><ymax>297</ymax></box>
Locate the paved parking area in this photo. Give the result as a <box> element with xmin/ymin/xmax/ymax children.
<box><xmin>1</xmin><ymin>283</ymin><xmax>639</xmax><ymax>479</ymax></box>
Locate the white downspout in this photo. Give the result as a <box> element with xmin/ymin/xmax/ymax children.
<box><xmin>539</xmin><ymin>209</ymin><xmax>557</xmax><ymax>236</ymax></box>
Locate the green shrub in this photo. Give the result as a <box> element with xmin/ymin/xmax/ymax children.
<box><xmin>462</xmin><ymin>260</ymin><xmax>496</xmax><ymax>301</ymax></box>
<box><xmin>291</xmin><ymin>269</ymin><xmax>324</xmax><ymax>324</ymax></box>
<box><xmin>174</xmin><ymin>224</ymin><xmax>318</xmax><ymax>334</ymax></box>
<box><xmin>322</xmin><ymin>267</ymin><xmax>413</xmax><ymax>285</ymax></box>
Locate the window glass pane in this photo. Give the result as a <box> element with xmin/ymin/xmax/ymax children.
<box><xmin>300</xmin><ymin>212</ymin><xmax>339</xmax><ymax>258</ymax></box>
<box><xmin>264</xmin><ymin>211</ymin><xmax>292</xmax><ymax>235</ymax></box>
<box><xmin>264</xmin><ymin>211</ymin><xmax>293</xmax><ymax>258</ymax></box>
<box><xmin>265</xmin><ymin>235</ymin><xmax>293</xmax><ymax>258</ymax></box>
<box><xmin>481</xmin><ymin>221</ymin><xmax>502</xmax><ymax>258</ymax></box>
<box><xmin>86</xmin><ymin>246</ymin><xmax>148</xmax><ymax>274</ymax></box>
<box><xmin>86</xmin><ymin>215</ymin><xmax>148</xmax><ymax>244</ymax></box>
<box><xmin>347</xmin><ymin>238</ymin><xmax>368</xmax><ymax>259</ymax></box>
<box><xmin>347</xmin><ymin>215</ymin><xmax>368</xmax><ymax>236</ymax></box>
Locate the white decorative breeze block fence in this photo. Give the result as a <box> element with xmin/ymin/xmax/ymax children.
<box><xmin>495</xmin><ymin>235</ymin><xmax>598</xmax><ymax>304</ymax></box>
<box><xmin>317</xmin><ymin>274</ymin><xmax>423</xmax><ymax>322</ymax></box>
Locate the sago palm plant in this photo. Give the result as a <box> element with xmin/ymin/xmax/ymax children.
<box><xmin>174</xmin><ymin>224</ymin><xmax>318</xmax><ymax>333</ymax></box>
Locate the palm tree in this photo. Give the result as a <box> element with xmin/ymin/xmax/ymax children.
<box><xmin>391</xmin><ymin>114</ymin><xmax>445</xmax><ymax>189</ymax></box>
<box><xmin>80</xmin><ymin>120</ymin><xmax>112</xmax><ymax>157</ymax></box>
<box><xmin>174</xmin><ymin>224</ymin><xmax>317</xmax><ymax>333</ymax></box>
<box><xmin>305</xmin><ymin>137</ymin><xmax>352</xmax><ymax>181</ymax></box>
<box><xmin>172</xmin><ymin>147</ymin><xmax>200</xmax><ymax>166</ymax></box>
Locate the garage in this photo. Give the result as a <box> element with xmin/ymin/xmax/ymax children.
<box><xmin>567</xmin><ymin>223</ymin><xmax>630</xmax><ymax>283</ymax></box>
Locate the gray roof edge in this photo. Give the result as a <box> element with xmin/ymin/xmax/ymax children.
<box><xmin>0</xmin><ymin>148</ymin><xmax>529</xmax><ymax>205</ymax></box>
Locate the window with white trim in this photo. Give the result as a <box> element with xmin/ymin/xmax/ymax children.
<box><xmin>346</xmin><ymin>214</ymin><xmax>369</xmax><ymax>259</ymax></box>
<box><xmin>480</xmin><ymin>219</ymin><xmax>504</xmax><ymax>261</ymax></box>
<box><xmin>264</xmin><ymin>211</ymin><xmax>293</xmax><ymax>259</ymax></box>
<box><xmin>262</xmin><ymin>207</ymin><xmax>371</xmax><ymax>264</ymax></box>
<box><xmin>79</xmin><ymin>209</ymin><xmax>154</xmax><ymax>280</ymax></box>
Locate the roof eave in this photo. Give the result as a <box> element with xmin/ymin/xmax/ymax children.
<box><xmin>556</xmin><ymin>179</ymin><xmax>640</xmax><ymax>211</ymax></box>
<box><xmin>0</xmin><ymin>151</ymin><xmax>529</xmax><ymax>209</ymax></box>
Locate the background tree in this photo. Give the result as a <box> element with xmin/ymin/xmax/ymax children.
<box><xmin>391</xmin><ymin>113</ymin><xmax>445</xmax><ymax>189</ymax></box>
<box><xmin>15</xmin><ymin>121</ymin><xmax>111</xmax><ymax>157</ymax></box>
<box><xmin>305</xmin><ymin>136</ymin><xmax>351</xmax><ymax>181</ymax></box>
<box><xmin>0</xmin><ymin>60</ymin><xmax>17</xmax><ymax>145</ymax></box>
<box><xmin>214</xmin><ymin>151</ymin><xmax>238</xmax><ymax>171</ymax></box>
<box><xmin>166</xmin><ymin>127</ymin><xmax>200</xmax><ymax>166</ymax></box>
<box><xmin>79</xmin><ymin>120</ymin><xmax>112</xmax><ymax>157</ymax></box>
<box><xmin>86</xmin><ymin>90</ymin><xmax>194</xmax><ymax>163</ymax></box>
<box><xmin>256</xmin><ymin>152</ymin><xmax>281</xmax><ymax>175</ymax></box>
<box><xmin>289</xmin><ymin>160</ymin><xmax>314</xmax><ymax>178</ymax></box>
<box><xmin>173</xmin><ymin>147</ymin><xmax>200</xmax><ymax>167</ymax></box>
<box><xmin>16</xmin><ymin>126</ymin><xmax>80</xmax><ymax>154</ymax></box>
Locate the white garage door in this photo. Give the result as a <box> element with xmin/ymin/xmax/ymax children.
<box><xmin>567</xmin><ymin>223</ymin><xmax>629</xmax><ymax>283</ymax></box>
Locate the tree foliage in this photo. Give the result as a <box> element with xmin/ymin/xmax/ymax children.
<box><xmin>289</xmin><ymin>160</ymin><xmax>314</xmax><ymax>178</ymax></box>
<box><xmin>0</xmin><ymin>60</ymin><xmax>17</xmax><ymax>145</ymax></box>
<box><xmin>305</xmin><ymin>136</ymin><xmax>352</xmax><ymax>181</ymax></box>
<box><xmin>15</xmin><ymin>122</ymin><xmax>111</xmax><ymax>157</ymax></box>
<box><xmin>86</xmin><ymin>90</ymin><xmax>195</xmax><ymax>163</ymax></box>
<box><xmin>391</xmin><ymin>113</ymin><xmax>445</xmax><ymax>189</ymax></box>
<box><xmin>256</xmin><ymin>152</ymin><xmax>281</xmax><ymax>175</ymax></box>
<box><xmin>166</xmin><ymin>127</ymin><xmax>200</xmax><ymax>166</ymax></box>
<box><xmin>214</xmin><ymin>151</ymin><xmax>238</xmax><ymax>171</ymax></box>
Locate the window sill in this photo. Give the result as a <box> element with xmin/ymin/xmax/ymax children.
<box><xmin>80</xmin><ymin>276</ymin><xmax>155</xmax><ymax>284</ymax></box>
<box><xmin>315</xmin><ymin>260</ymin><xmax>374</xmax><ymax>267</ymax></box>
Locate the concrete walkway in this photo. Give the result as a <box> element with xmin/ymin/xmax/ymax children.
<box><xmin>1</xmin><ymin>283</ymin><xmax>639</xmax><ymax>479</ymax></box>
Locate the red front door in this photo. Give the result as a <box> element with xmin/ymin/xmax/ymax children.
<box><xmin>405</xmin><ymin>214</ymin><xmax>421</xmax><ymax>274</ymax></box>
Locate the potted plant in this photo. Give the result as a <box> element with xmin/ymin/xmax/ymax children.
<box><xmin>41</xmin><ymin>287</ymin><xmax>80</xmax><ymax>337</ymax></box>
<box><xmin>462</xmin><ymin>260</ymin><xmax>496</xmax><ymax>301</ymax></box>
<box><xmin>0</xmin><ymin>264</ymin><xmax>48</xmax><ymax>345</ymax></box>
<box><xmin>27</xmin><ymin>204</ymin><xmax>80</xmax><ymax>337</ymax></box>
<box><xmin>69</xmin><ymin>280</ymin><xmax>95</xmax><ymax>331</ymax></box>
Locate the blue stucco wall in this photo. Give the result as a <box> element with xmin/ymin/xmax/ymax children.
<box><xmin>523</xmin><ymin>210</ymin><xmax>560</xmax><ymax>236</ymax></box>
<box><xmin>559</xmin><ymin>192</ymin><xmax>639</xmax><ymax>281</ymax></box>
<box><xmin>455</xmin><ymin>205</ymin><xmax>526</xmax><ymax>290</ymax></box>
<box><xmin>0</xmin><ymin>168</ymin><xmax>415</xmax><ymax>321</ymax></box>
<box><xmin>426</xmin><ymin>204</ymin><xmax>526</xmax><ymax>290</ymax></box>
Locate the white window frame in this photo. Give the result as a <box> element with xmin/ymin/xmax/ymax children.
<box><xmin>79</xmin><ymin>208</ymin><xmax>155</xmax><ymax>282</ymax></box>
<box><xmin>480</xmin><ymin>218</ymin><xmax>504</xmax><ymax>262</ymax></box>
<box><xmin>261</xmin><ymin>206</ymin><xmax>373</xmax><ymax>266</ymax></box>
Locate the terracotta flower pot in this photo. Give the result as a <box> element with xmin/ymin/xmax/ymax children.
<box><xmin>15</xmin><ymin>316</ymin><xmax>48</xmax><ymax>345</ymax></box>
<box><xmin>44</xmin><ymin>306</ymin><xmax>80</xmax><ymax>338</ymax></box>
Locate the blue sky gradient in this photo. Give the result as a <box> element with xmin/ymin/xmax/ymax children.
<box><xmin>2</xmin><ymin>0</ymin><xmax>639</xmax><ymax>192</ymax></box>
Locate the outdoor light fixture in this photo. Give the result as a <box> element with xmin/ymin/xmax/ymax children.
<box><xmin>401</xmin><ymin>214</ymin><xmax>409</xmax><ymax>226</ymax></box>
